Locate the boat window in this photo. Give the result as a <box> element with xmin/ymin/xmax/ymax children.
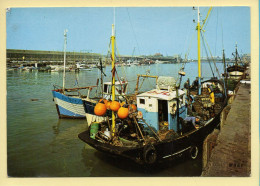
<box><xmin>104</xmin><ymin>84</ymin><xmax>108</xmax><ymax>93</ymax></box>
<box><xmin>140</xmin><ymin>98</ymin><xmax>145</xmax><ymax>104</ymax></box>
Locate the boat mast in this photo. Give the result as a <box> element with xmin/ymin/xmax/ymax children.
<box><xmin>197</xmin><ymin>7</ymin><xmax>201</xmax><ymax>95</ymax></box>
<box><xmin>111</xmin><ymin>24</ymin><xmax>116</xmax><ymax>136</ymax></box>
<box><xmin>176</xmin><ymin>84</ymin><xmax>180</xmax><ymax>133</ymax></box>
<box><xmin>223</xmin><ymin>49</ymin><xmax>227</xmax><ymax>77</ymax></box>
<box><xmin>99</xmin><ymin>58</ymin><xmax>104</xmax><ymax>97</ymax></box>
<box><xmin>62</xmin><ymin>29</ymin><xmax>68</xmax><ymax>92</ymax></box>
<box><xmin>235</xmin><ymin>43</ymin><xmax>238</xmax><ymax>66</ymax></box>
<box><xmin>222</xmin><ymin>49</ymin><xmax>228</xmax><ymax>97</ymax></box>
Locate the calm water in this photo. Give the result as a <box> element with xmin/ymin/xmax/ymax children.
<box><xmin>7</xmin><ymin>62</ymin><xmax>224</xmax><ymax>177</ymax></box>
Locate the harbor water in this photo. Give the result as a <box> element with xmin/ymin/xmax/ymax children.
<box><xmin>7</xmin><ymin>62</ymin><xmax>224</xmax><ymax>177</ymax></box>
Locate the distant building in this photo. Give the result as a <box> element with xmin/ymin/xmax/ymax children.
<box><xmin>241</xmin><ymin>54</ymin><xmax>251</xmax><ymax>64</ymax></box>
<box><xmin>154</xmin><ymin>53</ymin><xmax>163</xmax><ymax>57</ymax></box>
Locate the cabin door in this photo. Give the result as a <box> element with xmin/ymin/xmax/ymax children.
<box><xmin>158</xmin><ymin>100</ymin><xmax>168</xmax><ymax>130</ymax></box>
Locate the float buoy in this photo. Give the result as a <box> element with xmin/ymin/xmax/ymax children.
<box><xmin>117</xmin><ymin>107</ymin><xmax>129</xmax><ymax>119</ymax></box>
<box><xmin>105</xmin><ymin>101</ymin><xmax>111</xmax><ymax>110</ymax></box>
<box><xmin>128</xmin><ymin>104</ymin><xmax>137</xmax><ymax>112</ymax></box>
<box><xmin>99</xmin><ymin>98</ymin><xmax>107</xmax><ymax>104</ymax></box>
<box><xmin>110</xmin><ymin>101</ymin><xmax>121</xmax><ymax>111</ymax></box>
<box><xmin>94</xmin><ymin>103</ymin><xmax>107</xmax><ymax>116</ymax></box>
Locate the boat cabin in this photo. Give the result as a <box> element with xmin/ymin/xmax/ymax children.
<box><xmin>103</xmin><ymin>80</ymin><xmax>128</xmax><ymax>100</ymax></box>
<box><xmin>136</xmin><ymin>76</ymin><xmax>187</xmax><ymax>132</ymax></box>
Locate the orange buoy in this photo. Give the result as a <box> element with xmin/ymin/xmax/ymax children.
<box><xmin>118</xmin><ymin>107</ymin><xmax>129</xmax><ymax>119</ymax></box>
<box><xmin>94</xmin><ymin>103</ymin><xmax>107</xmax><ymax>116</ymax></box>
<box><xmin>128</xmin><ymin>104</ymin><xmax>137</xmax><ymax>112</ymax></box>
<box><xmin>110</xmin><ymin>101</ymin><xmax>121</xmax><ymax>111</ymax></box>
<box><xmin>105</xmin><ymin>101</ymin><xmax>111</xmax><ymax>109</ymax></box>
<box><xmin>99</xmin><ymin>98</ymin><xmax>107</xmax><ymax>104</ymax></box>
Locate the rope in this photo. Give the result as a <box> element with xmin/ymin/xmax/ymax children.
<box><xmin>201</xmin><ymin>32</ymin><xmax>215</xmax><ymax>77</ymax></box>
<box><xmin>221</xmin><ymin>22</ymin><xmax>224</xmax><ymax>50</ymax></box>
<box><xmin>126</xmin><ymin>8</ymin><xmax>142</xmax><ymax>56</ymax></box>
<box><xmin>114</xmin><ymin>39</ymin><xmax>127</xmax><ymax>82</ymax></box>
<box><xmin>176</xmin><ymin>30</ymin><xmax>197</xmax><ymax>84</ymax></box>
<box><xmin>214</xmin><ymin>8</ymin><xmax>218</xmax><ymax>56</ymax></box>
<box><xmin>114</xmin><ymin>67</ymin><xmax>123</xmax><ymax>93</ymax></box>
<box><xmin>138</xmin><ymin>77</ymin><xmax>146</xmax><ymax>91</ymax></box>
<box><xmin>201</xmin><ymin>31</ymin><xmax>221</xmax><ymax>78</ymax></box>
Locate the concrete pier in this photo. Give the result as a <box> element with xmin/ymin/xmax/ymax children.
<box><xmin>201</xmin><ymin>79</ymin><xmax>251</xmax><ymax>176</ymax></box>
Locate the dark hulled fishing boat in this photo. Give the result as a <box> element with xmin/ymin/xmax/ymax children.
<box><xmin>78</xmin><ymin>78</ymin><xmax>227</xmax><ymax>164</ymax></box>
<box><xmin>78</xmin><ymin>9</ymin><xmax>228</xmax><ymax>164</ymax></box>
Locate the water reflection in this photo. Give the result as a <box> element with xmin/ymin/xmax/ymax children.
<box><xmin>52</xmin><ymin>120</ymin><xmax>61</xmax><ymax>135</ymax></box>
<box><xmin>80</xmin><ymin>143</ymin><xmax>202</xmax><ymax>177</ymax></box>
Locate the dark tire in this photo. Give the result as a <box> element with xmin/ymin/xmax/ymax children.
<box><xmin>189</xmin><ymin>146</ymin><xmax>199</xmax><ymax>160</ymax></box>
<box><xmin>143</xmin><ymin>145</ymin><xmax>157</xmax><ymax>164</ymax></box>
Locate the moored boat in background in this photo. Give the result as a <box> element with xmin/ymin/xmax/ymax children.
<box><xmin>52</xmin><ymin>29</ymin><xmax>98</xmax><ymax>119</ymax></box>
<box><xmin>52</xmin><ymin>86</ymin><xmax>96</xmax><ymax>119</ymax></box>
<box><xmin>226</xmin><ymin>44</ymin><xmax>246</xmax><ymax>80</ymax></box>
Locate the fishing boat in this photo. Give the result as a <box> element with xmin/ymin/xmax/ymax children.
<box><xmin>78</xmin><ymin>75</ymin><xmax>227</xmax><ymax>165</ymax></box>
<box><xmin>52</xmin><ymin>30</ymin><xmax>97</xmax><ymax>119</ymax></box>
<box><xmin>226</xmin><ymin>44</ymin><xmax>246</xmax><ymax>80</ymax></box>
<box><xmin>220</xmin><ymin>44</ymin><xmax>247</xmax><ymax>96</ymax></box>
<box><xmin>78</xmin><ymin>7</ymin><xmax>228</xmax><ymax>165</ymax></box>
<box><xmin>52</xmin><ymin>29</ymin><xmax>129</xmax><ymax>120</ymax></box>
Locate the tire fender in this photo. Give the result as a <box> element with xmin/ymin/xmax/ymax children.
<box><xmin>189</xmin><ymin>145</ymin><xmax>199</xmax><ymax>160</ymax></box>
<box><xmin>143</xmin><ymin>144</ymin><xmax>157</xmax><ymax>164</ymax></box>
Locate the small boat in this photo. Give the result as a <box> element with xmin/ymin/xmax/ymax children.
<box><xmin>52</xmin><ymin>30</ymin><xmax>97</xmax><ymax>119</ymax></box>
<box><xmin>81</xmin><ymin>68</ymin><xmax>92</xmax><ymax>71</ymax></box>
<box><xmin>76</xmin><ymin>62</ymin><xmax>93</xmax><ymax>71</ymax></box>
<box><xmin>52</xmin><ymin>86</ymin><xmax>97</xmax><ymax>119</ymax></box>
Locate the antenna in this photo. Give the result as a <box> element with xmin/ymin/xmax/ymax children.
<box><xmin>64</xmin><ymin>29</ymin><xmax>68</xmax><ymax>36</ymax></box>
<box><xmin>113</xmin><ymin>7</ymin><xmax>116</xmax><ymax>28</ymax></box>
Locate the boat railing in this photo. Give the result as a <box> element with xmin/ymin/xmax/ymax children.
<box><xmin>53</xmin><ymin>84</ymin><xmax>97</xmax><ymax>92</ymax></box>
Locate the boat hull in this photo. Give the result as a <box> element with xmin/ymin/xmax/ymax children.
<box><xmin>83</xmin><ymin>100</ymin><xmax>113</xmax><ymax>125</ymax></box>
<box><xmin>227</xmin><ymin>65</ymin><xmax>245</xmax><ymax>80</ymax></box>
<box><xmin>78</xmin><ymin>113</ymin><xmax>221</xmax><ymax>164</ymax></box>
<box><xmin>52</xmin><ymin>90</ymin><xmax>86</xmax><ymax>119</ymax></box>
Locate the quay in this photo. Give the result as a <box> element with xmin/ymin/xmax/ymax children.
<box><xmin>201</xmin><ymin>67</ymin><xmax>251</xmax><ymax>176</ymax></box>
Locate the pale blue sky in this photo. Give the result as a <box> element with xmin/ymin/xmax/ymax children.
<box><xmin>6</xmin><ymin>7</ymin><xmax>250</xmax><ymax>59</ymax></box>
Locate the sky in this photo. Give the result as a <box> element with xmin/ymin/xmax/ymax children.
<box><xmin>6</xmin><ymin>7</ymin><xmax>250</xmax><ymax>59</ymax></box>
